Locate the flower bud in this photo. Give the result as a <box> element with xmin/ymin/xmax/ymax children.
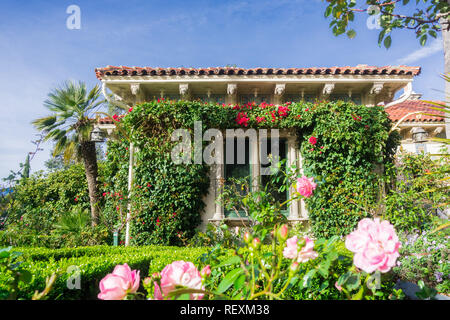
<box><xmin>277</xmin><ymin>224</ymin><xmax>288</xmax><ymax>241</ymax></box>
<box><xmin>289</xmin><ymin>262</ymin><xmax>299</xmax><ymax>274</ymax></box>
<box><xmin>252</xmin><ymin>238</ymin><xmax>261</xmax><ymax>249</ymax></box>
<box><xmin>201</xmin><ymin>265</ymin><xmax>211</xmax><ymax>277</ymax></box>
<box><xmin>243</xmin><ymin>232</ymin><xmax>252</xmax><ymax>244</ymax></box>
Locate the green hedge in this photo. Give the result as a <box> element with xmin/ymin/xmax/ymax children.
<box><xmin>0</xmin><ymin>246</ymin><xmax>219</xmax><ymax>300</ymax></box>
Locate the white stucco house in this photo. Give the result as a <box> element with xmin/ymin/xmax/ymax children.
<box><xmin>94</xmin><ymin>64</ymin><xmax>444</xmax><ymax>229</ymax></box>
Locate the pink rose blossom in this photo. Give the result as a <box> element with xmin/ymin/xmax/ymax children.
<box><xmin>283</xmin><ymin>236</ymin><xmax>318</xmax><ymax>263</ymax></box>
<box><xmin>296</xmin><ymin>176</ymin><xmax>317</xmax><ymax>198</ymax></box>
<box><xmin>98</xmin><ymin>263</ymin><xmax>140</xmax><ymax>300</ymax></box>
<box><xmin>345</xmin><ymin>218</ymin><xmax>401</xmax><ymax>273</ymax></box>
<box><xmin>297</xmin><ymin>237</ymin><xmax>319</xmax><ymax>262</ymax></box>
<box><xmin>283</xmin><ymin>236</ymin><xmax>299</xmax><ymax>259</ymax></box>
<box><xmin>155</xmin><ymin>261</ymin><xmax>204</xmax><ymax>300</ymax></box>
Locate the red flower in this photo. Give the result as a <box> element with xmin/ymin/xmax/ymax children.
<box><xmin>305</xmin><ymin>108</ymin><xmax>309</xmax><ymax>112</ymax></box>
<box><xmin>102</xmin><ymin>192</ymin><xmax>107</xmax><ymax>197</ymax></box>
<box><xmin>256</xmin><ymin>116</ymin><xmax>266</xmax><ymax>123</ymax></box>
<box><xmin>277</xmin><ymin>106</ymin><xmax>289</xmax><ymax>117</ymax></box>
<box><xmin>74</xmin><ymin>197</ymin><xmax>78</xmax><ymax>202</ymax></box>
<box><xmin>236</xmin><ymin>112</ymin><xmax>249</xmax><ymax>127</ymax></box>
<box><xmin>128</xmin><ymin>107</ymin><xmax>133</xmax><ymax>113</ymax></box>
<box><xmin>112</xmin><ymin>114</ymin><xmax>120</xmax><ymax>122</ymax></box>
<box><xmin>309</xmin><ymin>136</ymin><xmax>317</xmax><ymax>145</ymax></box>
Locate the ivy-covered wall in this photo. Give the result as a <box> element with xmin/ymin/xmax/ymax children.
<box><xmin>103</xmin><ymin>99</ymin><xmax>399</xmax><ymax>244</ymax></box>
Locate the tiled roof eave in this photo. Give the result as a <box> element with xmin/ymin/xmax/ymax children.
<box><xmin>95</xmin><ymin>65</ymin><xmax>421</xmax><ymax>80</ymax></box>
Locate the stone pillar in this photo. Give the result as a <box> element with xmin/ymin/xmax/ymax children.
<box><xmin>210</xmin><ymin>133</ymin><xmax>225</xmax><ymax>222</ymax></box>
<box><xmin>287</xmin><ymin>137</ymin><xmax>300</xmax><ymax>221</ymax></box>
<box><xmin>227</xmin><ymin>83</ymin><xmax>237</xmax><ymax>105</ymax></box>
<box><xmin>274</xmin><ymin>83</ymin><xmax>286</xmax><ymax>105</ymax></box>
<box><xmin>298</xmin><ymin>148</ymin><xmax>308</xmax><ymax>219</ymax></box>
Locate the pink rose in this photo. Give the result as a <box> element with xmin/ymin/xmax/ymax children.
<box><xmin>156</xmin><ymin>261</ymin><xmax>204</xmax><ymax>300</ymax></box>
<box><xmin>308</xmin><ymin>136</ymin><xmax>317</xmax><ymax>145</ymax></box>
<box><xmin>297</xmin><ymin>237</ymin><xmax>319</xmax><ymax>262</ymax></box>
<box><xmin>283</xmin><ymin>236</ymin><xmax>299</xmax><ymax>259</ymax></box>
<box><xmin>201</xmin><ymin>265</ymin><xmax>211</xmax><ymax>277</ymax></box>
<box><xmin>283</xmin><ymin>236</ymin><xmax>318</xmax><ymax>263</ymax></box>
<box><xmin>296</xmin><ymin>176</ymin><xmax>317</xmax><ymax>198</ymax></box>
<box><xmin>98</xmin><ymin>263</ymin><xmax>140</xmax><ymax>300</ymax></box>
<box><xmin>345</xmin><ymin>218</ymin><xmax>401</xmax><ymax>273</ymax></box>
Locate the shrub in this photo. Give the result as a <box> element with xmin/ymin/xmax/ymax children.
<box><xmin>393</xmin><ymin>229</ymin><xmax>450</xmax><ymax>294</ymax></box>
<box><xmin>0</xmin><ymin>164</ymin><xmax>109</xmax><ymax>248</ymax></box>
<box><xmin>0</xmin><ymin>246</ymin><xmax>215</xmax><ymax>300</ymax></box>
<box><xmin>384</xmin><ymin>151</ymin><xmax>449</xmax><ymax>233</ymax></box>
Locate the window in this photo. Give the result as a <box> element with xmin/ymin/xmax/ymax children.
<box><xmin>415</xmin><ymin>143</ymin><xmax>427</xmax><ymax>154</ymax></box>
<box><xmin>329</xmin><ymin>93</ymin><xmax>361</xmax><ymax>105</ymax></box>
<box><xmin>224</xmin><ymin>137</ymin><xmax>251</xmax><ymax>218</ymax></box>
<box><xmin>284</xmin><ymin>94</ymin><xmax>316</xmax><ymax>103</ymax></box>
<box><xmin>240</xmin><ymin>94</ymin><xmax>271</xmax><ymax>105</ymax></box>
<box><xmin>260</xmin><ymin>138</ymin><xmax>288</xmax><ymax>216</ymax></box>
<box><xmin>192</xmin><ymin>94</ymin><xmax>226</xmax><ymax>104</ymax></box>
<box><xmin>223</xmin><ymin>136</ymin><xmax>289</xmax><ymax>218</ymax></box>
<box><xmin>164</xmin><ymin>94</ymin><xmax>181</xmax><ymax>101</ymax></box>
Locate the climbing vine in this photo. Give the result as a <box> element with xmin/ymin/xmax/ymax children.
<box><xmin>103</xmin><ymin>98</ymin><xmax>399</xmax><ymax>243</ymax></box>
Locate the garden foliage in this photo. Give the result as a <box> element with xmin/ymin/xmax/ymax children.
<box><xmin>104</xmin><ymin>99</ymin><xmax>398</xmax><ymax>240</ymax></box>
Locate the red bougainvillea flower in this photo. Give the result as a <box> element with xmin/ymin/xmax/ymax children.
<box><xmin>308</xmin><ymin>136</ymin><xmax>317</xmax><ymax>145</ymax></box>
<box><xmin>256</xmin><ymin>116</ymin><xmax>266</xmax><ymax>123</ymax></box>
<box><xmin>112</xmin><ymin>114</ymin><xmax>120</xmax><ymax>122</ymax></box>
<box><xmin>236</xmin><ymin>112</ymin><xmax>249</xmax><ymax>127</ymax></box>
<box><xmin>277</xmin><ymin>106</ymin><xmax>290</xmax><ymax>117</ymax></box>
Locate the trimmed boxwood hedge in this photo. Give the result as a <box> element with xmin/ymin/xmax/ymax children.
<box><xmin>0</xmin><ymin>246</ymin><xmax>225</xmax><ymax>300</ymax></box>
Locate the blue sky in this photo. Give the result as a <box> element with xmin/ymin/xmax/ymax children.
<box><xmin>0</xmin><ymin>0</ymin><xmax>445</xmax><ymax>181</ymax></box>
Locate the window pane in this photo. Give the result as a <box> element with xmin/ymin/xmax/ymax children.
<box><xmin>193</xmin><ymin>94</ymin><xmax>226</xmax><ymax>104</ymax></box>
<box><xmin>284</xmin><ymin>94</ymin><xmax>316</xmax><ymax>103</ymax></box>
<box><xmin>329</xmin><ymin>93</ymin><xmax>361</xmax><ymax>104</ymax></box>
<box><xmin>224</xmin><ymin>137</ymin><xmax>250</xmax><ymax>217</ymax></box>
<box><xmin>240</xmin><ymin>94</ymin><xmax>271</xmax><ymax>105</ymax></box>
<box><xmin>260</xmin><ymin>138</ymin><xmax>288</xmax><ymax>214</ymax></box>
<box><xmin>164</xmin><ymin>94</ymin><xmax>181</xmax><ymax>101</ymax></box>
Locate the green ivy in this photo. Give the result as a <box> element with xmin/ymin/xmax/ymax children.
<box><xmin>105</xmin><ymin>99</ymin><xmax>398</xmax><ymax>240</ymax></box>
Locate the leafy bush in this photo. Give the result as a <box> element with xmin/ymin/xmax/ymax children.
<box><xmin>0</xmin><ymin>164</ymin><xmax>109</xmax><ymax>248</ymax></box>
<box><xmin>393</xmin><ymin>228</ymin><xmax>450</xmax><ymax>294</ymax></box>
<box><xmin>384</xmin><ymin>151</ymin><xmax>449</xmax><ymax>233</ymax></box>
<box><xmin>0</xmin><ymin>246</ymin><xmax>214</xmax><ymax>300</ymax></box>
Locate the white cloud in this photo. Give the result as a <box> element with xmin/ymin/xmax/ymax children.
<box><xmin>396</xmin><ymin>37</ymin><xmax>443</xmax><ymax>64</ymax></box>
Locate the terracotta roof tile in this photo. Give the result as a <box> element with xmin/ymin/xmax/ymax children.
<box><xmin>385</xmin><ymin>100</ymin><xmax>445</xmax><ymax>123</ymax></box>
<box><xmin>95</xmin><ymin>65</ymin><xmax>421</xmax><ymax>80</ymax></box>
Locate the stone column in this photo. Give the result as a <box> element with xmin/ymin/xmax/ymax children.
<box><xmin>210</xmin><ymin>132</ymin><xmax>225</xmax><ymax>222</ymax></box>
<box><xmin>227</xmin><ymin>83</ymin><xmax>237</xmax><ymax>105</ymax></box>
<box><xmin>287</xmin><ymin>137</ymin><xmax>300</xmax><ymax>221</ymax></box>
<box><xmin>274</xmin><ymin>84</ymin><xmax>286</xmax><ymax>105</ymax></box>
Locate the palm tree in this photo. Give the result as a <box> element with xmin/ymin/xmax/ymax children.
<box><xmin>32</xmin><ymin>81</ymin><xmax>105</xmax><ymax>226</ymax></box>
